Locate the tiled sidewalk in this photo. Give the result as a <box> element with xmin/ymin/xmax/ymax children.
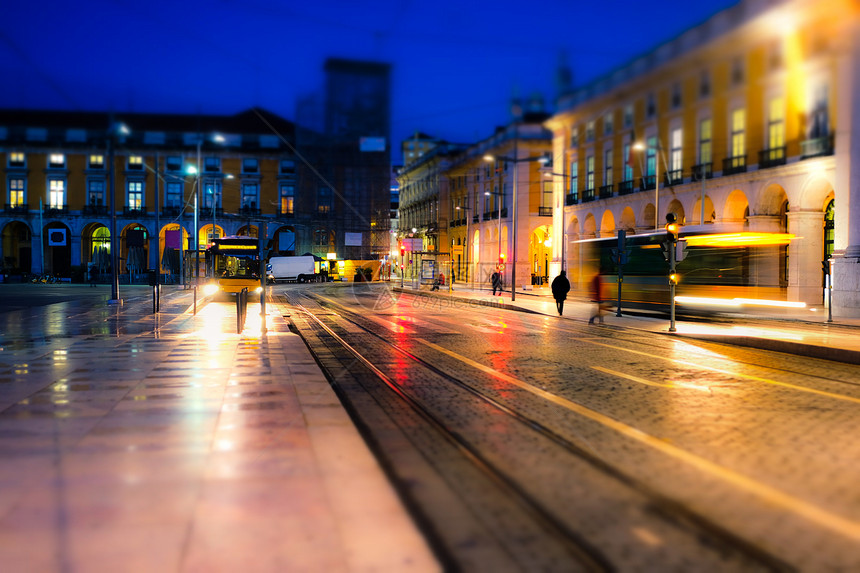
<box><xmin>0</xmin><ymin>290</ymin><xmax>438</xmax><ymax>572</ymax></box>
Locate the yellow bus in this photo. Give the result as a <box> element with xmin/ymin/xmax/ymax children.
<box><xmin>203</xmin><ymin>236</ymin><xmax>263</xmax><ymax>297</ymax></box>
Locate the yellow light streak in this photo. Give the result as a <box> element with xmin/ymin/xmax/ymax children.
<box><xmin>415</xmin><ymin>337</ymin><xmax>860</xmax><ymax>541</ymax></box>
<box><xmin>675</xmin><ymin>296</ymin><xmax>806</xmax><ymax>309</ymax></box>
<box><xmin>685</xmin><ymin>232</ymin><xmax>795</xmax><ymax>247</ymax></box>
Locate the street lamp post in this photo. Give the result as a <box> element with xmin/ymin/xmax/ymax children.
<box><xmin>455</xmin><ymin>205</ymin><xmax>472</xmax><ymax>290</ymax></box>
<box><xmin>483</xmin><ymin>150</ymin><xmax>549</xmax><ymax>302</ymax></box>
<box><xmin>107</xmin><ymin>121</ymin><xmax>129</xmax><ymax>304</ymax></box>
<box><xmin>484</xmin><ymin>189</ymin><xmax>504</xmax><ymax>288</ymax></box>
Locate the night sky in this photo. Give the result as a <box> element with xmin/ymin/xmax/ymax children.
<box><xmin>1</xmin><ymin>0</ymin><xmax>739</xmax><ymax>161</ymax></box>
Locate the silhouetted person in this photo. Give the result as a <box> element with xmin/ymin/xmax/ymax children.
<box><xmin>491</xmin><ymin>269</ymin><xmax>501</xmax><ymax>295</ymax></box>
<box><xmin>551</xmin><ymin>270</ymin><xmax>571</xmax><ymax>315</ymax></box>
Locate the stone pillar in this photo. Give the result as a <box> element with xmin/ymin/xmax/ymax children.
<box><xmin>787</xmin><ymin>211</ymin><xmax>825</xmax><ymax>304</ymax></box>
<box><xmin>70</xmin><ymin>227</ymin><xmax>82</xmax><ymax>268</ymax></box>
<box><xmin>747</xmin><ymin>215</ymin><xmax>782</xmax><ymax>290</ymax></box>
<box><xmin>832</xmin><ymin>16</ymin><xmax>860</xmax><ymax>316</ymax></box>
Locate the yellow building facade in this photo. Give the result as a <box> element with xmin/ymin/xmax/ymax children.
<box><xmin>546</xmin><ymin>0</ymin><xmax>860</xmax><ymax>315</ymax></box>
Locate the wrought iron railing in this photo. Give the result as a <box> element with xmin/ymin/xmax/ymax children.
<box><xmin>758</xmin><ymin>146</ymin><xmax>786</xmax><ymax>169</ymax></box>
<box><xmin>598</xmin><ymin>184</ymin><xmax>614</xmax><ymax>199</ymax></box>
<box><xmin>722</xmin><ymin>155</ymin><xmax>747</xmax><ymax>175</ymax></box>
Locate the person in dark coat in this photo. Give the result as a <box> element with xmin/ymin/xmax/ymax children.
<box><xmin>551</xmin><ymin>270</ymin><xmax>571</xmax><ymax>316</ymax></box>
<box><xmin>491</xmin><ymin>269</ymin><xmax>501</xmax><ymax>295</ymax></box>
<box><xmin>87</xmin><ymin>263</ymin><xmax>98</xmax><ymax>287</ymax></box>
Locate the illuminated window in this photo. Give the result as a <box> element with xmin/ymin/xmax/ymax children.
<box><xmin>128</xmin><ymin>155</ymin><xmax>143</xmax><ymax>170</ymax></box>
<box><xmin>604</xmin><ymin>113</ymin><xmax>613</xmax><ymax>135</ymax></box>
<box><xmin>87</xmin><ymin>180</ymin><xmax>105</xmax><ymax>205</ymax></box>
<box><xmin>541</xmin><ymin>180</ymin><xmax>552</xmax><ymax>208</ymax></box>
<box><xmin>203</xmin><ymin>180</ymin><xmax>221</xmax><ymax>210</ymax></box>
<box><xmin>699</xmin><ymin>119</ymin><xmax>712</xmax><ymax>164</ymax></box>
<box><xmin>241</xmin><ymin>183</ymin><xmax>258</xmax><ymax>209</ymax></box>
<box><xmin>9</xmin><ymin>178</ymin><xmax>25</xmax><ymax>206</ymax></box>
<box><xmin>731</xmin><ymin>109</ymin><xmax>746</xmax><ymax>160</ymax></box>
<box><xmin>9</xmin><ymin>152</ymin><xmax>25</xmax><ymax>167</ymax></box>
<box><xmin>569</xmin><ymin>161</ymin><xmax>578</xmax><ymax>194</ymax></box>
<box><xmin>165</xmin><ymin>182</ymin><xmax>182</xmax><ymax>208</ymax></box>
<box><xmin>317</xmin><ymin>187</ymin><xmax>332</xmax><ymax>214</ymax></box>
<box><xmin>768</xmin><ymin>97</ymin><xmax>785</xmax><ymax>149</ymax></box>
<box><xmin>279</xmin><ymin>184</ymin><xmax>294</xmax><ymax>215</ymax></box>
<box><xmin>49</xmin><ymin>179</ymin><xmax>65</xmax><ymax>208</ymax></box>
<box><xmin>585</xmin><ymin>155</ymin><xmax>595</xmax><ymax>190</ymax></box>
<box><xmin>646</xmin><ymin>136</ymin><xmax>657</xmax><ymax>177</ymax></box>
<box><xmin>622</xmin><ymin>144</ymin><xmax>633</xmax><ymax>182</ymax></box>
<box><xmin>89</xmin><ymin>154</ymin><xmax>104</xmax><ymax>169</ymax></box>
<box><xmin>127</xmin><ymin>181</ymin><xmax>143</xmax><ymax>209</ymax></box>
<box><xmin>604</xmin><ymin>149</ymin><xmax>613</xmax><ymax>186</ymax></box>
<box><xmin>49</xmin><ymin>154</ymin><xmax>65</xmax><ymax>168</ymax></box>
<box><xmin>670</xmin><ymin>128</ymin><xmax>682</xmax><ymax>172</ymax></box>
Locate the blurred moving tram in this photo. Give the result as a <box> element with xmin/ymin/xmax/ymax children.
<box><xmin>570</xmin><ymin>228</ymin><xmax>802</xmax><ymax>315</ymax></box>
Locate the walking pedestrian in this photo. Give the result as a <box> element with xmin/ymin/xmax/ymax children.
<box><xmin>491</xmin><ymin>269</ymin><xmax>501</xmax><ymax>295</ymax></box>
<box><xmin>551</xmin><ymin>270</ymin><xmax>571</xmax><ymax>316</ymax></box>
<box><xmin>87</xmin><ymin>263</ymin><xmax>97</xmax><ymax>287</ymax></box>
<box><xmin>588</xmin><ymin>272</ymin><xmax>606</xmax><ymax>324</ymax></box>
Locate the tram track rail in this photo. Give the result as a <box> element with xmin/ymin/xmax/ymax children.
<box><xmin>283</xmin><ymin>290</ymin><xmax>795</xmax><ymax>572</ymax></box>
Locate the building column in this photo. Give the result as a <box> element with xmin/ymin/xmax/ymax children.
<box><xmin>833</xmin><ymin>16</ymin><xmax>860</xmax><ymax>316</ymax></box>
<box><xmin>747</xmin><ymin>215</ymin><xmax>782</xmax><ymax>291</ymax></box>
<box><xmin>787</xmin><ymin>211</ymin><xmax>825</xmax><ymax>304</ymax></box>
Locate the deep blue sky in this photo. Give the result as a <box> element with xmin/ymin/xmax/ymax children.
<box><xmin>1</xmin><ymin>0</ymin><xmax>739</xmax><ymax>162</ymax></box>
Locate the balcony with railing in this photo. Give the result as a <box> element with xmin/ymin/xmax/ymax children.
<box><xmin>801</xmin><ymin>135</ymin><xmax>834</xmax><ymax>159</ymax></box>
<box><xmin>639</xmin><ymin>175</ymin><xmax>656</xmax><ymax>191</ymax></box>
<box><xmin>598</xmin><ymin>184</ymin><xmax>614</xmax><ymax>199</ymax></box>
<box><xmin>277</xmin><ymin>208</ymin><xmax>295</xmax><ymax>218</ymax></box>
<box><xmin>5</xmin><ymin>203</ymin><xmax>30</xmax><ymax>214</ymax></box>
<box><xmin>83</xmin><ymin>204</ymin><xmax>109</xmax><ymax>215</ymax></box>
<box><xmin>722</xmin><ymin>155</ymin><xmax>747</xmax><ymax>175</ymax></box>
<box><xmin>45</xmin><ymin>205</ymin><xmax>69</xmax><ymax>216</ymax></box>
<box><xmin>691</xmin><ymin>163</ymin><xmax>713</xmax><ymax>182</ymax></box>
<box><xmin>582</xmin><ymin>188</ymin><xmax>596</xmax><ymax>202</ymax></box>
<box><xmin>122</xmin><ymin>206</ymin><xmax>145</xmax><ymax>217</ymax></box>
<box><xmin>758</xmin><ymin>146</ymin><xmax>786</xmax><ymax>169</ymax></box>
<box><xmin>538</xmin><ymin>206</ymin><xmax>553</xmax><ymax>217</ymax></box>
<box><xmin>664</xmin><ymin>169</ymin><xmax>684</xmax><ymax>186</ymax></box>
<box><xmin>617</xmin><ymin>180</ymin><xmax>634</xmax><ymax>195</ymax></box>
<box><xmin>565</xmin><ymin>193</ymin><xmax>579</xmax><ymax>205</ymax></box>
<box><xmin>473</xmin><ymin>214</ymin><xmax>479</xmax><ymax>224</ymax></box>
<box><xmin>483</xmin><ymin>210</ymin><xmax>499</xmax><ymax>221</ymax></box>
<box><xmin>162</xmin><ymin>205</ymin><xmax>183</xmax><ymax>217</ymax></box>
<box><xmin>239</xmin><ymin>206</ymin><xmax>261</xmax><ymax>217</ymax></box>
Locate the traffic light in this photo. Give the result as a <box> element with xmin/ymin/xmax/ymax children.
<box><xmin>400</xmin><ymin>247</ymin><xmax>405</xmax><ymax>257</ymax></box>
<box><xmin>499</xmin><ymin>253</ymin><xmax>506</xmax><ymax>265</ymax></box>
<box><xmin>669</xmin><ymin>272</ymin><xmax>679</xmax><ymax>285</ymax></box>
<box><xmin>665</xmin><ymin>213</ymin><xmax>679</xmax><ymax>242</ymax></box>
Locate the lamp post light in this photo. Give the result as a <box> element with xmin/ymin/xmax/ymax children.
<box><xmin>455</xmin><ymin>205</ymin><xmax>472</xmax><ymax>290</ymax></box>
<box><xmin>107</xmin><ymin>121</ymin><xmax>130</xmax><ymax>304</ymax></box>
<box><xmin>483</xmin><ymin>151</ymin><xmax>549</xmax><ymax>302</ymax></box>
<box><xmin>543</xmin><ymin>170</ymin><xmax>571</xmax><ymax>273</ymax></box>
<box><xmin>484</xmin><ymin>189</ymin><xmax>505</xmax><ymax>281</ymax></box>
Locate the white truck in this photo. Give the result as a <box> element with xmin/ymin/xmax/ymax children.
<box><xmin>266</xmin><ymin>256</ymin><xmax>318</xmax><ymax>283</ymax></box>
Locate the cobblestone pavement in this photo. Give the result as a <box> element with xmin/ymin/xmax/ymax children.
<box><xmin>0</xmin><ymin>285</ymin><xmax>438</xmax><ymax>573</ymax></box>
